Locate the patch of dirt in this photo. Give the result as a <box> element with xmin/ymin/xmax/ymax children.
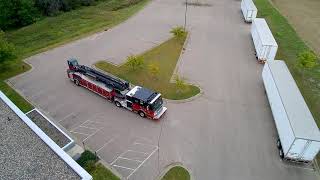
<box><xmin>270</xmin><ymin>0</ymin><xmax>320</xmax><ymax>55</ymax></box>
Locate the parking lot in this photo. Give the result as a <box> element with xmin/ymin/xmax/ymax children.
<box><xmin>9</xmin><ymin>0</ymin><xmax>319</xmax><ymax>179</ymax></box>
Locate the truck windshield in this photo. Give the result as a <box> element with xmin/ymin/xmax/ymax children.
<box><xmin>150</xmin><ymin>97</ymin><xmax>163</xmax><ymax>111</ymax></box>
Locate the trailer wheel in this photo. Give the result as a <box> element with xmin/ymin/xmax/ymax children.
<box><xmin>279</xmin><ymin>149</ymin><xmax>284</xmax><ymax>159</ymax></box>
<box><xmin>75</xmin><ymin>79</ymin><xmax>80</xmax><ymax>86</ymax></box>
<box><xmin>276</xmin><ymin>139</ymin><xmax>282</xmax><ymax>149</ymax></box>
<box><xmin>115</xmin><ymin>101</ymin><xmax>121</xmax><ymax>107</ymax></box>
<box><xmin>138</xmin><ymin>111</ymin><xmax>145</xmax><ymax>118</ymax></box>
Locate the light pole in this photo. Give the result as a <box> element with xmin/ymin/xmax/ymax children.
<box><xmin>184</xmin><ymin>0</ymin><xmax>188</xmax><ymax>30</ymax></box>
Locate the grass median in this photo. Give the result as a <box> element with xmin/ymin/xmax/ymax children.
<box><xmin>254</xmin><ymin>0</ymin><xmax>320</xmax><ymax>126</ymax></box>
<box><xmin>95</xmin><ymin>35</ymin><xmax>200</xmax><ymax>100</ymax></box>
<box><xmin>0</xmin><ymin>0</ymin><xmax>149</xmax><ymax>112</ymax></box>
<box><xmin>161</xmin><ymin>166</ymin><xmax>190</xmax><ymax>180</ymax></box>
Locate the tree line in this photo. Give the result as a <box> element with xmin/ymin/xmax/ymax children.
<box><xmin>0</xmin><ymin>0</ymin><xmax>100</xmax><ymax>30</ymax></box>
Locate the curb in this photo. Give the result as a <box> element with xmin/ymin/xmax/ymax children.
<box><xmin>156</xmin><ymin>162</ymin><xmax>193</xmax><ymax>180</ymax></box>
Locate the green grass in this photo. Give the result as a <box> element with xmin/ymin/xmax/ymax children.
<box><xmin>95</xmin><ymin>35</ymin><xmax>200</xmax><ymax>100</ymax></box>
<box><xmin>254</xmin><ymin>0</ymin><xmax>320</xmax><ymax>126</ymax></box>
<box><xmin>76</xmin><ymin>150</ymin><xmax>120</xmax><ymax>180</ymax></box>
<box><xmin>89</xmin><ymin>163</ymin><xmax>120</xmax><ymax>180</ymax></box>
<box><xmin>161</xmin><ymin>166</ymin><xmax>190</xmax><ymax>180</ymax></box>
<box><xmin>0</xmin><ymin>0</ymin><xmax>149</xmax><ymax>112</ymax></box>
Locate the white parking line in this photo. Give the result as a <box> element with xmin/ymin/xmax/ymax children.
<box><xmin>113</xmin><ymin>165</ymin><xmax>134</xmax><ymax>171</ymax></box>
<box><xmin>70</xmin><ymin>119</ymin><xmax>90</xmax><ymax>131</ymax></box>
<box><xmin>111</xmin><ymin>151</ymin><xmax>129</xmax><ymax>165</ymax></box>
<box><xmin>127</xmin><ymin>147</ymin><xmax>158</xmax><ymax>179</ymax></box>
<box><xmin>79</xmin><ymin>125</ymin><xmax>97</xmax><ymax>130</ymax></box>
<box><xmin>70</xmin><ymin>131</ymin><xmax>90</xmax><ymax>136</ymax></box>
<box><xmin>96</xmin><ymin>137</ymin><xmax>115</xmax><ymax>152</ymax></box>
<box><xmin>82</xmin><ymin>127</ymin><xmax>103</xmax><ymax>142</ymax></box>
<box><xmin>58</xmin><ymin>113</ymin><xmax>75</xmax><ymax>122</ymax></box>
<box><xmin>118</xmin><ymin>157</ymin><xmax>142</xmax><ymax>163</ymax></box>
<box><xmin>134</xmin><ymin>142</ymin><xmax>157</xmax><ymax>148</ymax></box>
<box><xmin>127</xmin><ymin>150</ymin><xmax>149</xmax><ymax>155</ymax></box>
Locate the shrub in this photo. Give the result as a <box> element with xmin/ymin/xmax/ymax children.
<box><xmin>35</xmin><ymin>0</ymin><xmax>61</xmax><ymax>16</ymax></box>
<box><xmin>126</xmin><ymin>55</ymin><xmax>144</xmax><ymax>70</ymax></box>
<box><xmin>174</xmin><ymin>74</ymin><xmax>187</xmax><ymax>93</ymax></box>
<box><xmin>297</xmin><ymin>50</ymin><xmax>318</xmax><ymax>69</ymax></box>
<box><xmin>0</xmin><ymin>30</ymin><xmax>16</xmax><ymax>66</ymax></box>
<box><xmin>76</xmin><ymin>150</ymin><xmax>98</xmax><ymax>167</ymax></box>
<box><xmin>148</xmin><ymin>63</ymin><xmax>160</xmax><ymax>79</ymax></box>
<box><xmin>84</xmin><ymin>160</ymin><xmax>96</xmax><ymax>172</ymax></box>
<box><xmin>112</xmin><ymin>0</ymin><xmax>143</xmax><ymax>11</ymax></box>
<box><xmin>0</xmin><ymin>0</ymin><xmax>39</xmax><ymax>29</ymax></box>
<box><xmin>170</xmin><ymin>26</ymin><xmax>187</xmax><ymax>39</ymax></box>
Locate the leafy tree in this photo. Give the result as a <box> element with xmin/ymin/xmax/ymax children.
<box><xmin>297</xmin><ymin>50</ymin><xmax>318</xmax><ymax>69</ymax></box>
<box><xmin>174</xmin><ymin>74</ymin><xmax>187</xmax><ymax>93</ymax></box>
<box><xmin>170</xmin><ymin>26</ymin><xmax>187</xmax><ymax>39</ymax></box>
<box><xmin>0</xmin><ymin>30</ymin><xmax>16</xmax><ymax>66</ymax></box>
<box><xmin>126</xmin><ymin>55</ymin><xmax>144</xmax><ymax>70</ymax></box>
<box><xmin>0</xmin><ymin>0</ymin><xmax>38</xmax><ymax>29</ymax></box>
<box><xmin>148</xmin><ymin>63</ymin><xmax>160</xmax><ymax>79</ymax></box>
<box><xmin>35</xmin><ymin>0</ymin><xmax>61</xmax><ymax>16</ymax></box>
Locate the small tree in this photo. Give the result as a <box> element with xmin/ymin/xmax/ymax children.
<box><xmin>148</xmin><ymin>63</ymin><xmax>160</xmax><ymax>79</ymax></box>
<box><xmin>0</xmin><ymin>30</ymin><xmax>16</xmax><ymax>66</ymax></box>
<box><xmin>126</xmin><ymin>55</ymin><xmax>144</xmax><ymax>70</ymax></box>
<box><xmin>297</xmin><ymin>51</ymin><xmax>318</xmax><ymax>68</ymax></box>
<box><xmin>170</xmin><ymin>26</ymin><xmax>187</xmax><ymax>39</ymax></box>
<box><xmin>174</xmin><ymin>74</ymin><xmax>187</xmax><ymax>93</ymax></box>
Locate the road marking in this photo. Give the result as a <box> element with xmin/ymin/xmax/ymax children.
<box><xmin>127</xmin><ymin>150</ymin><xmax>149</xmax><ymax>155</ymax></box>
<box><xmin>111</xmin><ymin>151</ymin><xmax>129</xmax><ymax>165</ymax></box>
<box><xmin>134</xmin><ymin>142</ymin><xmax>157</xmax><ymax>148</ymax></box>
<box><xmin>96</xmin><ymin>137</ymin><xmax>115</xmax><ymax>152</ymax></box>
<box><xmin>118</xmin><ymin>157</ymin><xmax>142</xmax><ymax>163</ymax></box>
<box><xmin>58</xmin><ymin>113</ymin><xmax>75</xmax><ymax>122</ymax></box>
<box><xmin>82</xmin><ymin>127</ymin><xmax>103</xmax><ymax>142</ymax></box>
<box><xmin>70</xmin><ymin>131</ymin><xmax>90</xmax><ymax>136</ymax></box>
<box><xmin>113</xmin><ymin>165</ymin><xmax>134</xmax><ymax>171</ymax></box>
<box><xmin>70</xmin><ymin>119</ymin><xmax>90</xmax><ymax>131</ymax></box>
<box><xmin>79</xmin><ymin>125</ymin><xmax>97</xmax><ymax>130</ymax></box>
<box><xmin>127</xmin><ymin>147</ymin><xmax>158</xmax><ymax>179</ymax></box>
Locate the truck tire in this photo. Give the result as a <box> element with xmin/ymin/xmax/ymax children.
<box><xmin>138</xmin><ymin>111</ymin><xmax>145</xmax><ymax>118</ymax></box>
<box><xmin>75</xmin><ymin>79</ymin><xmax>80</xmax><ymax>86</ymax></box>
<box><xmin>279</xmin><ymin>149</ymin><xmax>284</xmax><ymax>159</ymax></box>
<box><xmin>115</xmin><ymin>101</ymin><xmax>121</xmax><ymax>107</ymax></box>
<box><xmin>276</xmin><ymin>139</ymin><xmax>282</xmax><ymax>149</ymax></box>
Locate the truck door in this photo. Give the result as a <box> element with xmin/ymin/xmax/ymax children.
<box><xmin>127</xmin><ymin>101</ymin><xmax>132</xmax><ymax>109</ymax></box>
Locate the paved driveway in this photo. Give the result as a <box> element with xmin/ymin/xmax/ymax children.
<box><xmin>9</xmin><ymin>0</ymin><xmax>318</xmax><ymax>179</ymax></box>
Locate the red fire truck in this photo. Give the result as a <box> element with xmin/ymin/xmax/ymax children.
<box><xmin>67</xmin><ymin>59</ymin><xmax>167</xmax><ymax>119</ymax></box>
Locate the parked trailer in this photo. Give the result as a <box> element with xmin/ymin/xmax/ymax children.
<box><xmin>262</xmin><ymin>60</ymin><xmax>320</xmax><ymax>163</ymax></box>
<box><xmin>241</xmin><ymin>0</ymin><xmax>257</xmax><ymax>22</ymax></box>
<box><xmin>251</xmin><ymin>18</ymin><xmax>278</xmax><ymax>63</ymax></box>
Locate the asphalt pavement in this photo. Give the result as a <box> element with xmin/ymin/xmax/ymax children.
<box><xmin>9</xmin><ymin>0</ymin><xmax>318</xmax><ymax>179</ymax></box>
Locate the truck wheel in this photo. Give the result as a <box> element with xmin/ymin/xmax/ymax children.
<box><xmin>138</xmin><ymin>111</ymin><xmax>145</xmax><ymax>118</ymax></box>
<box><xmin>75</xmin><ymin>79</ymin><xmax>80</xmax><ymax>86</ymax></box>
<box><xmin>279</xmin><ymin>149</ymin><xmax>284</xmax><ymax>159</ymax></box>
<box><xmin>115</xmin><ymin>101</ymin><xmax>121</xmax><ymax>107</ymax></box>
<box><xmin>276</xmin><ymin>139</ymin><xmax>282</xmax><ymax>149</ymax></box>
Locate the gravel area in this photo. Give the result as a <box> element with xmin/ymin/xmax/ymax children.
<box><xmin>27</xmin><ymin>110</ymin><xmax>71</xmax><ymax>148</ymax></box>
<box><xmin>0</xmin><ymin>99</ymin><xmax>80</xmax><ymax>180</ymax></box>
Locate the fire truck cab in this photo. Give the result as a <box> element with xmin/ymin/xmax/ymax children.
<box><xmin>66</xmin><ymin>58</ymin><xmax>167</xmax><ymax>119</ymax></box>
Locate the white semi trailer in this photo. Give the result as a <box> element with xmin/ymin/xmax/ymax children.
<box><xmin>251</xmin><ymin>18</ymin><xmax>278</xmax><ymax>63</ymax></box>
<box><xmin>241</xmin><ymin>0</ymin><xmax>257</xmax><ymax>22</ymax></box>
<box><xmin>262</xmin><ymin>60</ymin><xmax>320</xmax><ymax>163</ymax></box>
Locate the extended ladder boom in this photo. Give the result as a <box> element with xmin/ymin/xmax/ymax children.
<box><xmin>68</xmin><ymin>59</ymin><xmax>129</xmax><ymax>91</ymax></box>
